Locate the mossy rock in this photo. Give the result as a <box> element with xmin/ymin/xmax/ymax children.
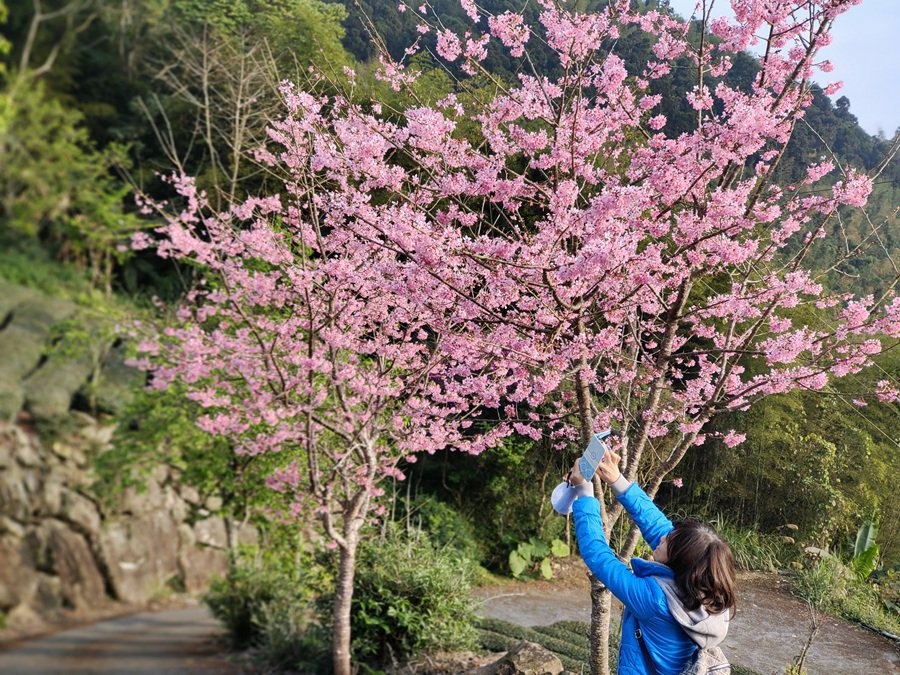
<box><xmin>91</xmin><ymin>342</ymin><xmax>144</xmax><ymax>415</ymax></box>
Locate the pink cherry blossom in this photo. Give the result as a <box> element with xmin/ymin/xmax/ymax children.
<box><xmin>436</xmin><ymin>29</ymin><xmax>462</xmax><ymax>62</ymax></box>
<box><xmin>488</xmin><ymin>11</ymin><xmax>529</xmax><ymax>58</ymax></box>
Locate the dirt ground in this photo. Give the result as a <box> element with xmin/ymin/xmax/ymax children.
<box><xmin>473</xmin><ymin>561</ymin><xmax>900</xmax><ymax>675</ymax></box>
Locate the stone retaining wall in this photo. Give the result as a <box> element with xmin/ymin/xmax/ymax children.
<box><xmin>0</xmin><ymin>281</ymin><xmax>254</xmax><ymax>632</ymax></box>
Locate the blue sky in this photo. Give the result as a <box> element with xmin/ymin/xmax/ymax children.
<box><xmin>667</xmin><ymin>0</ymin><xmax>899</xmax><ymax>137</ymax></box>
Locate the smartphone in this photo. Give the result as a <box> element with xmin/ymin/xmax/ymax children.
<box><xmin>578</xmin><ymin>430</ymin><xmax>612</xmax><ymax>482</ymax></box>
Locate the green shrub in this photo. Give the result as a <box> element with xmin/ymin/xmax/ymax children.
<box><xmin>508</xmin><ymin>536</ymin><xmax>570</xmax><ymax>579</ymax></box>
<box><xmin>405</xmin><ymin>497</ymin><xmax>483</xmax><ymax>562</ymax></box>
<box><xmin>872</xmin><ymin>565</ymin><xmax>900</xmax><ymax>613</ymax></box>
<box><xmin>793</xmin><ymin>556</ymin><xmax>845</xmax><ymax>611</ymax></box>
<box><xmin>351</xmin><ymin>526</ymin><xmax>480</xmax><ymax>664</ymax></box>
<box><xmin>793</xmin><ymin>556</ymin><xmax>900</xmax><ymax>636</ymax></box>
<box><xmin>204</xmin><ymin>544</ymin><xmax>332</xmax><ymax>672</ymax></box>
<box><xmin>406</xmin><ymin>438</ymin><xmax>570</xmax><ymax>572</ymax></box>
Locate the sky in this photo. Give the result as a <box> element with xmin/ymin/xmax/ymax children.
<box><xmin>667</xmin><ymin>0</ymin><xmax>900</xmax><ymax>137</ymax></box>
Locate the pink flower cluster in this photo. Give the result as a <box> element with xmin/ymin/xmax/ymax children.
<box><xmin>133</xmin><ymin>0</ymin><xmax>896</xmax><ymax>533</ymax></box>
<box><xmin>488</xmin><ymin>11</ymin><xmax>529</xmax><ymax>58</ymax></box>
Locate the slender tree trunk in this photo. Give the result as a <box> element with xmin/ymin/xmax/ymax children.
<box><xmin>590</xmin><ymin>578</ymin><xmax>613</xmax><ymax>675</ymax></box>
<box><xmin>572</xmin><ymin>324</ymin><xmax>613</xmax><ymax>675</ymax></box>
<box><xmin>332</xmin><ymin>530</ymin><xmax>359</xmax><ymax>675</ymax></box>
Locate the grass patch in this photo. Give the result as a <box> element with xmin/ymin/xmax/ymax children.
<box><xmin>793</xmin><ymin>558</ymin><xmax>900</xmax><ymax>637</ymax></box>
<box><xmin>712</xmin><ymin>518</ymin><xmax>785</xmax><ymax>572</ymax></box>
<box><xmin>477</xmin><ymin>617</ymin><xmax>765</xmax><ymax>675</ymax></box>
<box><xmin>0</xmin><ymin>236</ymin><xmax>96</xmax><ymax>300</ymax></box>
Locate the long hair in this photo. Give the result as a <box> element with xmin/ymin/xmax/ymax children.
<box><xmin>665</xmin><ymin>520</ymin><xmax>736</xmax><ymax>615</ymax></box>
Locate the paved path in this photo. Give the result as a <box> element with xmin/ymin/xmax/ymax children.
<box><xmin>0</xmin><ymin>607</ymin><xmax>243</xmax><ymax>674</ymax></box>
<box><xmin>474</xmin><ymin>570</ymin><xmax>900</xmax><ymax>675</ymax></box>
<box><xmin>2</xmin><ymin>572</ymin><xmax>898</xmax><ymax>674</ymax></box>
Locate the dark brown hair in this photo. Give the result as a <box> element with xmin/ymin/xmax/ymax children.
<box><xmin>665</xmin><ymin>520</ymin><xmax>736</xmax><ymax>615</ymax></box>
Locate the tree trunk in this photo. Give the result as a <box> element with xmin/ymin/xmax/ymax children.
<box><xmin>332</xmin><ymin>532</ymin><xmax>359</xmax><ymax>675</ymax></box>
<box><xmin>572</xmin><ymin>338</ymin><xmax>612</xmax><ymax>675</ymax></box>
<box><xmin>589</xmin><ymin>577</ymin><xmax>613</xmax><ymax>675</ymax></box>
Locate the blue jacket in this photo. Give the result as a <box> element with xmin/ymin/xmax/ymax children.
<box><xmin>573</xmin><ymin>481</ymin><xmax>727</xmax><ymax>674</ymax></box>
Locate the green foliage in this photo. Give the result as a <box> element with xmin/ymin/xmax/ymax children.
<box><xmin>0</xmin><ymin>0</ymin><xmax>9</xmax><ymax>83</ymax></box>
<box><xmin>0</xmin><ymin>234</ymin><xmax>98</xmax><ymax>298</ymax></box>
<box><xmin>712</xmin><ymin>518</ymin><xmax>785</xmax><ymax>572</ymax></box>
<box><xmin>851</xmin><ymin>521</ymin><xmax>880</xmax><ymax>581</ymax></box>
<box><xmin>0</xmin><ymin>79</ymin><xmax>139</xmax><ymax>291</ymax></box>
<box><xmin>508</xmin><ymin>536</ymin><xmax>569</xmax><ymax>580</ymax></box>
<box><xmin>133</xmin><ymin>0</ymin><xmax>354</xmax><ymax>204</ymax></box>
<box><xmin>95</xmin><ymin>385</ymin><xmax>276</xmax><ymax>518</ymax></box>
<box><xmin>168</xmin><ymin>0</ymin><xmax>350</xmax><ymax>69</ymax></box>
<box><xmin>204</xmin><ymin>541</ymin><xmax>332</xmax><ymax>672</ymax></box>
<box><xmin>667</xmin><ymin>359</ymin><xmax>900</xmax><ymax>568</ymax></box>
<box><xmin>871</xmin><ymin>565</ymin><xmax>900</xmax><ymax>615</ymax></box>
<box><xmin>850</xmin><ymin>544</ymin><xmax>878</xmax><ymax>580</ymax></box>
<box><xmin>403</xmin><ymin>496</ymin><xmax>483</xmax><ymax>563</ymax></box>
<box><xmin>793</xmin><ymin>556</ymin><xmax>844</xmax><ymax>611</ymax></box>
<box><xmin>854</xmin><ymin>520</ymin><xmax>879</xmax><ymax>557</ymax></box>
<box><xmin>354</xmin><ymin>52</ymin><xmax>455</xmax><ymax>112</ymax></box>
<box><xmin>350</xmin><ymin>526</ymin><xmax>480</xmax><ymax>664</ymax></box>
<box><xmin>793</xmin><ymin>555</ymin><xmax>900</xmax><ymax>636</ymax></box>
<box><xmin>406</xmin><ymin>436</ymin><xmax>570</xmax><ymax>573</ymax></box>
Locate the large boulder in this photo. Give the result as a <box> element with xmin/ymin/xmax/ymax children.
<box><xmin>178</xmin><ymin>529</ymin><xmax>229</xmax><ymax>595</ymax></box>
<box><xmin>0</xmin><ymin>293</ymin><xmax>76</xmax><ymax>422</ymax></box>
<box><xmin>23</xmin><ymin>352</ymin><xmax>97</xmax><ymax>422</ymax></box>
<box><xmin>26</xmin><ymin>520</ymin><xmax>107</xmax><ymax>611</ymax></box>
<box><xmin>193</xmin><ymin>517</ymin><xmax>228</xmax><ymax>549</ymax></box>
<box><xmin>0</xmin><ymin>280</ymin><xmax>37</xmax><ymax>320</ymax></box>
<box><xmin>0</xmin><ymin>535</ymin><xmax>38</xmax><ymax>611</ymax></box>
<box><xmin>482</xmin><ymin>641</ymin><xmax>564</xmax><ymax>675</ymax></box>
<box><xmin>100</xmin><ymin>511</ymin><xmax>181</xmax><ymax>604</ymax></box>
<box><xmin>91</xmin><ymin>342</ymin><xmax>143</xmax><ymax>416</ymax></box>
<box><xmin>177</xmin><ymin>519</ymin><xmax>230</xmax><ymax>594</ymax></box>
<box><xmin>0</xmin><ymin>461</ymin><xmax>30</xmax><ymax>522</ymax></box>
<box><xmin>61</xmin><ymin>488</ymin><xmax>102</xmax><ymax>535</ymax></box>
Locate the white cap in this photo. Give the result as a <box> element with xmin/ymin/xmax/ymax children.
<box><xmin>550</xmin><ymin>481</ymin><xmax>578</xmax><ymax>515</ymax></box>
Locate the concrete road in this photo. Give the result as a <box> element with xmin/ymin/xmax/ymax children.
<box><xmin>0</xmin><ymin>607</ymin><xmax>244</xmax><ymax>674</ymax></box>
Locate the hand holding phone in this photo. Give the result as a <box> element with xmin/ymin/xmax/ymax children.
<box><xmin>578</xmin><ymin>430</ymin><xmax>612</xmax><ymax>482</ymax></box>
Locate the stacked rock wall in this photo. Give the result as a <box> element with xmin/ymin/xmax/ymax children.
<box><xmin>0</xmin><ymin>281</ymin><xmax>253</xmax><ymax>632</ymax></box>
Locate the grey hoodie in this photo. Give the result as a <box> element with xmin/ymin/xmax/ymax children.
<box><xmin>654</xmin><ymin>577</ymin><xmax>730</xmax><ymax>649</ymax></box>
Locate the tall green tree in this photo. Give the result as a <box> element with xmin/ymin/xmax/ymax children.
<box><xmin>0</xmin><ymin>0</ymin><xmax>139</xmax><ymax>291</ymax></box>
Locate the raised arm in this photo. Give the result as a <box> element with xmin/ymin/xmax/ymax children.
<box><xmin>569</xmin><ymin>449</ymin><xmax>673</xmax><ymax>551</ymax></box>
<box><xmin>571</xmin><ymin>495</ymin><xmax>668</xmax><ymax>618</ymax></box>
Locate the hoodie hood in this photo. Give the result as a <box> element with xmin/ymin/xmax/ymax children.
<box><xmin>653</xmin><ymin>577</ymin><xmax>730</xmax><ymax>649</ymax></box>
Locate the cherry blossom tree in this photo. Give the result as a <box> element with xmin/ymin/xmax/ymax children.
<box><xmin>137</xmin><ymin>0</ymin><xmax>899</xmax><ymax>673</ymax></box>
<box><xmin>132</xmin><ymin>176</ymin><xmax>515</xmax><ymax>674</ymax></box>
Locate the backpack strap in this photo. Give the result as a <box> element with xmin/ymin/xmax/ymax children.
<box><xmin>633</xmin><ymin>616</ymin><xmax>659</xmax><ymax>675</ymax></box>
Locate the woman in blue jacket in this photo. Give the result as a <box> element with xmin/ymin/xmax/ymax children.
<box><xmin>568</xmin><ymin>449</ymin><xmax>736</xmax><ymax>674</ymax></box>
